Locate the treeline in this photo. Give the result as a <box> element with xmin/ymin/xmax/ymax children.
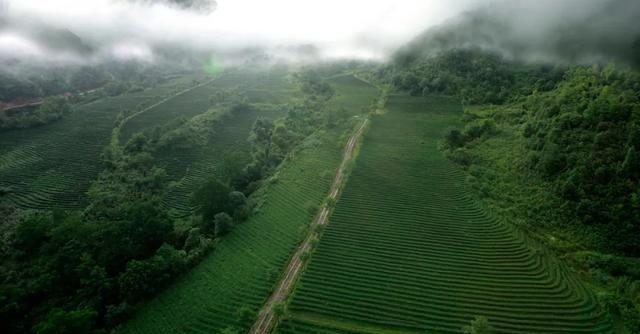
<box><xmin>0</xmin><ymin>97</ymin><xmax>72</xmax><ymax>131</ymax></box>
<box><xmin>518</xmin><ymin>66</ymin><xmax>640</xmax><ymax>255</ymax></box>
<box><xmin>233</xmin><ymin>69</ymin><xmax>335</xmax><ymax>194</ymax></box>
<box><xmin>0</xmin><ymin>61</ymin><xmax>182</xmax><ymax>103</ymax></box>
<box><xmin>381</xmin><ymin>48</ymin><xmax>565</xmax><ymax>104</ymax></box>
<box><xmin>389</xmin><ymin>48</ymin><xmax>640</xmax><ymax>330</ymax></box>
<box><xmin>0</xmin><ymin>69</ymin><xmax>339</xmax><ymax>333</ymax></box>
<box><xmin>386</xmin><ymin>48</ymin><xmax>640</xmax><ymax>256</ymax></box>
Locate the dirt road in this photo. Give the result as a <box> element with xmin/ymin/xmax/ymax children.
<box><xmin>249</xmin><ymin>118</ymin><xmax>369</xmax><ymax>334</ymax></box>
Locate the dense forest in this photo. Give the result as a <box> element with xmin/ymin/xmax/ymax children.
<box><xmin>381</xmin><ymin>47</ymin><xmax>640</xmax><ymax>330</ymax></box>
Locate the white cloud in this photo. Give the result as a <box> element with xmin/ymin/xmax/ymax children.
<box><xmin>0</xmin><ymin>32</ymin><xmax>43</xmax><ymax>57</ymax></box>
<box><xmin>3</xmin><ymin>0</ymin><xmax>486</xmax><ymax>61</ymax></box>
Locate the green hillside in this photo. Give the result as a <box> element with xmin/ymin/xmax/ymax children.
<box><xmin>277</xmin><ymin>95</ymin><xmax>613</xmax><ymax>333</ymax></box>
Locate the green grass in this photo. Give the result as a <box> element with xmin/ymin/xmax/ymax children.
<box><xmin>117</xmin><ymin>128</ymin><xmax>344</xmax><ymax>334</ymax></box>
<box><xmin>278</xmin><ymin>94</ymin><xmax>614</xmax><ymax>334</ymax></box>
<box><xmin>0</xmin><ymin>76</ymin><xmax>198</xmax><ymax>210</ymax></box>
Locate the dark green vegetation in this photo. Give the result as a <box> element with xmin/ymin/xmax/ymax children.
<box><xmin>0</xmin><ymin>65</ymin><xmax>379</xmax><ymax>334</ymax></box>
<box><xmin>386</xmin><ymin>47</ymin><xmax>640</xmax><ymax>331</ymax></box>
<box><xmin>0</xmin><ymin>73</ymin><xmax>232</xmax><ymax>334</ymax></box>
<box><xmin>276</xmin><ymin>95</ymin><xmax>613</xmax><ymax>334</ymax></box>
<box><xmin>120</xmin><ymin>128</ymin><xmax>342</xmax><ymax>334</ymax></box>
<box><xmin>394</xmin><ymin>0</ymin><xmax>640</xmax><ymax>68</ymax></box>
<box><xmin>0</xmin><ymin>97</ymin><xmax>71</xmax><ymax>131</ymax></box>
<box><xmin>0</xmin><ymin>75</ymin><xmax>203</xmax><ymax>210</ymax></box>
<box><xmin>383</xmin><ymin>48</ymin><xmax>565</xmax><ymax>105</ymax></box>
<box><xmin>2</xmin><ymin>13</ymin><xmax>639</xmax><ymax>332</ymax></box>
<box><xmin>0</xmin><ymin>61</ymin><xmax>177</xmax><ymax>102</ymax></box>
<box><xmin>118</xmin><ymin>72</ymin><xmax>378</xmax><ymax>334</ymax></box>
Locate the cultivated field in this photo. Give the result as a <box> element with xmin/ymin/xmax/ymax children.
<box><xmin>277</xmin><ymin>95</ymin><xmax>614</xmax><ymax>334</ymax></box>
<box><xmin>118</xmin><ymin>128</ymin><xmax>344</xmax><ymax>334</ymax></box>
<box><xmin>326</xmin><ymin>74</ymin><xmax>378</xmax><ymax>116</ymax></box>
<box><xmin>119</xmin><ymin>73</ymin><xmax>379</xmax><ymax>333</ymax></box>
<box><xmin>0</xmin><ymin>69</ymin><xmax>295</xmax><ymax>213</ymax></box>
<box><xmin>152</xmin><ymin>69</ymin><xmax>297</xmax><ymax>217</ymax></box>
<box><xmin>156</xmin><ymin>104</ymin><xmax>284</xmax><ymax>217</ymax></box>
<box><xmin>0</xmin><ymin>76</ymin><xmax>200</xmax><ymax>210</ymax></box>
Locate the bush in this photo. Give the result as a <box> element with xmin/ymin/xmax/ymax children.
<box><xmin>448</xmin><ymin>148</ymin><xmax>473</xmax><ymax>167</ymax></box>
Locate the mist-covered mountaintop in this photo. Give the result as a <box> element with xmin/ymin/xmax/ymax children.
<box><xmin>397</xmin><ymin>0</ymin><xmax>640</xmax><ymax>66</ymax></box>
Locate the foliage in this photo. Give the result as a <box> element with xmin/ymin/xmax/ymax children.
<box><xmin>293</xmin><ymin>69</ymin><xmax>334</xmax><ymax>101</ymax></box>
<box><xmin>382</xmin><ymin>48</ymin><xmax>565</xmax><ymax>104</ymax></box>
<box><xmin>436</xmin><ymin>55</ymin><xmax>640</xmax><ymax>331</ymax></box>
<box><xmin>118</xmin><ymin>129</ymin><xmax>344</xmax><ymax>334</ymax></box>
<box><xmin>193</xmin><ymin>179</ymin><xmax>231</xmax><ymax>225</ymax></box>
<box><xmin>462</xmin><ymin>316</ymin><xmax>492</xmax><ymax>334</ymax></box>
<box><xmin>32</xmin><ymin>308</ymin><xmax>97</xmax><ymax>334</ymax></box>
<box><xmin>445</xmin><ymin>63</ymin><xmax>640</xmax><ymax>256</ymax></box>
<box><xmin>281</xmin><ymin>95</ymin><xmax>611</xmax><ymax>333</ymax></box>
<box><xmin>118</xmin><ymin>70</ymin><xmax>373</xmax><ymax>334</ymax></box>
<box><xmin>0</xmin><ymin>67</ymin><xmax>372</xmax><ymax>334</ymax></box>
<box><xmin>233</xmin><ymin>74</ymin><xmax>333</xmax><ymax>193</ymax></box>
<box><xmin>0</xmin><ymin>97</ymin><xmax>72</xmax><ymax>131</ymax></box>
<box><xmin>0</xmin><ymin>98</ymin><xmax>241</xmax><ymax>332</ymax></box>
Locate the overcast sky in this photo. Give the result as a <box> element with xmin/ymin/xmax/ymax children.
<box><xmin>1</xmin><ymin>0</ymin><xmax>636</xmax><ymax>65</ymax></box>
<box><xmin>0</xmin><ymin>0</ymin><xmax>486</xmax><ymax>62</ymax></box>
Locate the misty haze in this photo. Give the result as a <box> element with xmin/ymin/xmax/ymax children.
<box><xmin>0</xmin><ymin>1</ymin><xmax>639</xmax><ymax>334</ymax></box>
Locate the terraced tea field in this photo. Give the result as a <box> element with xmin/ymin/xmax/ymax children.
<box><xmin>277</xmin><ymin>95</ymin><xmax>614</xmax><ymax>334</ymax></box>
<box><xmin>118</xmin><ymin>128</ymin><xmax>344</xmax><ymax>334</ymax></box>
<box><xmin>119</xmin><ymin>78</ymin><xmax>218</xmax><ymax>143</ymax></box>
<box><xmin>0</xmin><ymin>69</ymin><xmax>295</xmax><ymax>212</ymax></box>
<box><xmin>326</xmin><ymin>75</ymin><xmax>378</xmax><ymax>116</ymax></box>
<box><xmin>0</xmin><ymin>76</ymin><xmax>203</xmax><ymax>210</ymax></box>
<box><xmin>154</xmin><ymin>71</ymin><xmax>375</xmax><ymax>218</ymax></box>
<box><xmin>143</xmin><ymin>69</ymin><xmax>299</xmax><ymax>217</ymax></box>
<box><xmin>156</xmin><ymin>105</ymin><xmax>284</xmax><ymax>217</ymax></box>
<box><xmin>120</xmin><ymin>73</ymin><xmax>379</xmax><ymax>333</ymax></box>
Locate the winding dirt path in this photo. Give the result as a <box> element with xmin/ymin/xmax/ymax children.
<box><xmin>249</xmin><ymin>118</ymin><xmax>369</xmax><ymax>334</ymax></box>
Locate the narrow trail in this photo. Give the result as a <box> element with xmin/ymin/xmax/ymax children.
<box><xmin>110</xmin><ymin>76</ymin><xmax>218</xmax><ymax>149</ymax></box>
<box><xmin>248</xmin><ymin>117</ymin><xmax>369</xmax><ymax>334</ymax></box>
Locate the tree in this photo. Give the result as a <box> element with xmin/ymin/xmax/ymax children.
<box><xmin>445</xmin><ymin>129</ymin><xmax>465</xmax><ymax>148</ymax></box>
<box><xmin>228</xmin><ymin>191</ymin><xmax>249</xmax><ymax>221</ymax></box>
<box><xmin>462</xmin><ymin>316</ymin><xmax>492</xmax><ymax>334</ymax></box>
<box><xmin>620</xmin><ymin>146</ymin><xmax>639</xmax><ymax>179</ymax></box>
<box><xmin>235</xmin><ymin>305</ymin><xmax>255</xmax><ymax>331</ymax></box>
<box><xmin>183</xmin><ymin>228</ymin><xmax>203</xmax><ymax>251</ymax></box>
<box><xmin>118</xmin><ymin>259</ymin><xmax>158</xmax><ymax>301</ymax></box>
<box><xmin>214</xmin><ymin>212</ymin><xmax>233</xmax><ymax>237</ymax></box>
<box><xmin>193</xmin><ymin>179</ymin><xmax>231</xmax><ymax>225</ymax></box>
<box><xmin>33</xmin><ymin>308</ymin><xmax>97</xmax><ymax>334</ymax></box>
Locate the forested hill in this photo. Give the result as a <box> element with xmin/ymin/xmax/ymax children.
<box><xmin>382</xmin><ymin>44</ymin><xmax>640</xmax><ymax>254</ymax></box>
<box><xmin>394</xmin><ymin>0</ymin><xmax>640</xmax><ymax>67</ymax></box>
<box><xmin>379</xmin><ymin>22</ymin><xmax>640</xmax><ymax>329</ymax></box>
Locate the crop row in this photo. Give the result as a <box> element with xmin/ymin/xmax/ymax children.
<box><xmin>119</xmin><ymin>73</ymin><xmax>379</xmax><ymax>333</ymax></box>
<box><xmin>118</xmin><ymin>129</ymin><xmax>343</xmax><ymax>334</ymax></box>
<box><xmin>0</xmin><ymin>77</ymin><xmax>194</xmax><ymax>210</ymax></box>
<box><xmin>281</xmin><ymin>95</ymin><xmax>613</xmax><ymax>334</ymax></box>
